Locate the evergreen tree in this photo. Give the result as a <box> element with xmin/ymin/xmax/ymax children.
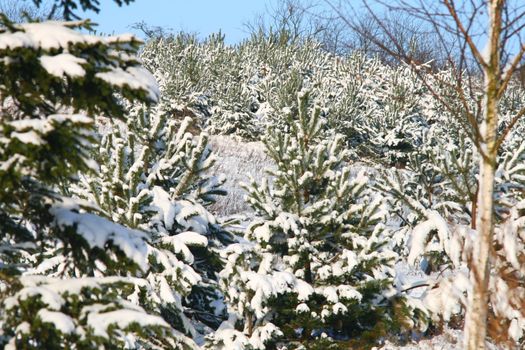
<box><xmin>214</xmin><ymin>91</ymin><xmax>423</xmax><ymax>349</ymax></box>
<box><xmin>138</xmin><ymin>32</ymin><xmax>434</xmax><ymax>165</ymax></box>
<box><xmin>0</xmin><ymin>12</ymin><xmax>196</xmax><ymax>350</ymax></box>
<box><xmin>73</xmin><ymin>99</ymin><xmax>233</xmax><ymax>339</ymax></box>
<box><xmin>32</xmin><ymin>0</ymin><xmax>135</xmax><ymax>20</ymax></box>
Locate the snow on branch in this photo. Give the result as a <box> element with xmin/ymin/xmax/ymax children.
<box><xmin>50</xmin><ymin>205</ymin><xmax>149</xmax><ymax>271</ymax></box>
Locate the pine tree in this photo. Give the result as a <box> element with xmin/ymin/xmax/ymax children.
<box><xmin>215</xmin><ymin>90</ymin><xmax>422</xmax><ymax>349</ymax></box>
<box><xmin>0</xmin><ymin>13</ymin><xmax>196</xmax><ymax>350</ymax></box>
<box><xmin>73</xmin><ymin>99</ymin><xmax>233</xmax><ymax>339</ymax></box>
<box><xmin>33</xmin><ymin>0</ymin><xmax>135</xmax><ymax>20</ymax></box>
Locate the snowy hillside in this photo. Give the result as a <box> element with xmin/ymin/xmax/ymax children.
<box><xmin>208</xmin><ymin>135</ymin><xmax>502</xmax><ymax>350</ymax></box>
<box><xmin>2</xmin><ymin>1</ymin><xmax>525</xmax><ymax>349</ymax></box>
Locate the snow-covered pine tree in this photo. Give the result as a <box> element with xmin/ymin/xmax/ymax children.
<box><xmin>359</xmin><ymin>64</ymin><xmax>428</xmax><ymax>167</ymax></box>
<box><xmin>215</xmin><ymin>90</ymin><xmax>423</xmax><ymax>349</ymax></box>
<box><xmin>0</xmin><ymin>14</ymin><xmax>196</xmax><ymax>349</ymax></box>
<box><xmin>139</xmin><ymin>30</ymin><xmax>435</xmax><ymax>163</ymax></box>
<box><xmin>206</xmin><ymin>242</ymin><xmax>313</xmax><ymax>350</ymax></box>
<box><xmin>323</xmin><ymin>59</ymin><xmax>428</xmax><ymax>166</ymax></box>
<box><xmin>74</xmin><ymin>99</ymin><xmax>233</xmax><ymax>339</ymax></box>
<box><xmin>139</xmin><ymin>30</ymin><xmax>337</xmax><ymax>142</ymax></box>
<box><xmin>141</xmin><ymin>32</ymin><xmax>213</xmax><ymax>123</ymax></box>
<box><xmin>377</xmin><ymin>105</ymin><xmax>477</xmax><ymax>271</ymax></box>
<box><xmin>204</xmin><ymin>34</ymin><xmax>261</xmax><ymax>140</ymax></box>
<box><xmin>320</xmin><ymin>52</ymin><xmax>379</xmax><ymax>157</ymax></box>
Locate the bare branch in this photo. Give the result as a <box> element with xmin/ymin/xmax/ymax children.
<box><xmin>495</xmin><ymin>105</ymin><xmax>525</xmax><ymax>149</ymax></box>
<box><xmin>442</xmin><ymin>0</ymin><xmax>488</xmax><ymax>68</ymax></box>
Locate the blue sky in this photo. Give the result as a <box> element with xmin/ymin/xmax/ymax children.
<box><xmin>84</xmin><ymin>0</ymin><xmax>275</xmax><ymax>44</ymax></box>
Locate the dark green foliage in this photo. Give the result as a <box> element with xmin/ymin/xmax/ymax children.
<box><xmin>0</xmin><ymin>1</ymin><xmax>201</xmax><ymax>347</ymax></box>
<box><xmin>0</xmin><ymin>17</ymin><xmax>157</xmax><ymax>278</ymax></box>
<box><xmin>2</xmin><ymin>279</ymin><xmax>186</xmax><ymax>349</ymax></box>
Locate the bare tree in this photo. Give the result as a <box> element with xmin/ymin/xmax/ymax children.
<box><xmin>244</xmin><ymin>0</ymin><xmax>321</xmax><ymax>42</ymax></box>
<box><xmin>325</xmin><ymin>0</ymin><xmax>525</xmax><ymax>348</ymax></box>
<box><xmin>0</xmin><ymin>0</ymin><xmax>60</xmax><ymax>22</ymax></box>
<box><xmin>130</xmin><ymin>20</ymin><xmax>174</xmax><ymax>39</ymax></box>
<box><xmin>349</xmin><ymin>10</ymin><xmax>449</xmax><ymax>68</ymax></box>
<box><xmin>245</xmin><ymin>0</ymin><xmax>447</xmax><ymax>64</ymax></box>
<box><xmin>243</xmin><ymin>0</ymin><xmax>355</xmax><ymax>52</ymax></box>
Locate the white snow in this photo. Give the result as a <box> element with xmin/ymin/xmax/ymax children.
<box><xmin>240</xmin><ymin>270</ymin><xmax>312</xmax><ymax>318</ymax></box>
<box><xmin>50</xmin><ymin>206</ymin><xmax>149</xmax><ymax>271</ymax></box>
<box><xmin>174</xmin><ymin>231</ymin><xmax>208</xmax><ymax>247</ymax></box>
<box><xmin>37</xmin><ymin>309</ymin><xmax>76</xmax><ymax>334</ymax></box>
<box><xmin>0</xmin><ymin>21</ymin><xmax>101</xmax><ymax>50</ymax></box>
<box><xmin>11</xmin><ymin>130</ymin><xmax>43</xmax><ymax>145</ymax></box>
<box><xmin>4</xmin><ymin>286</ymin><xmax>64</xmax><ymax>310</ymax></box>
<box><xmin>159</xmin><ymin>235</ymin><xmax>195</xmax><ymax>264</ymax></box>
<box><xmin>96</xmin><ymin>66</ymin><xmax>159</xmax><ymax>101</ymax></box>
<box><xmin>208</xmin><ymin>317</ymin><xmax>251</xmax><ymax>350</ymax></box>
<box><xmin>86</xmin><ymin>309</ymin><xmax>169</xmax><ymax>338</ymax></box>
<box><xmin>6</xmin><ymin>114</ymin><xmax>93</xmax><ymax>148</ymax></box>
<box><xmin>152</xmin><ymin>186</ymin><xmax>176</xmax><ymax>230</ymax></box>
<box><xmin>15</xmin><ymin>322</ymin><xmax>31</xmax><ymax>335</ymax></box>
<box><xmin>208</xmin><ymin>316</ymin><xmax>282</xmax><ymax>350</ymax></box>
<box><xmin>209</xmin><ymin>135</ymin><xmax>273</xmax><ymax>216</ymax></box>
<box><xmin>407</xmin><ymin>209</ymin><xmax>462</xmax><ymax>267</ymax></box>
<box><xmin>40</xmin><ymin>53</ymin><xmax>86</xmax><ymax>78</ymax></box>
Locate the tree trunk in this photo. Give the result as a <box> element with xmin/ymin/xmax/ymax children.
<box><xmin>464</xmin><ymin>1</ymin><xmax>502</xmax><ymax>349</ymax></box>
<box><xmin>246</xmin><ymin>313</ymin><xmax>254</xmax><ymax>336</ymax></box>
<box><xmin>464</xmin><ymin>156</ymin><xmax>495</xmax><ymax>350</ymax></box>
